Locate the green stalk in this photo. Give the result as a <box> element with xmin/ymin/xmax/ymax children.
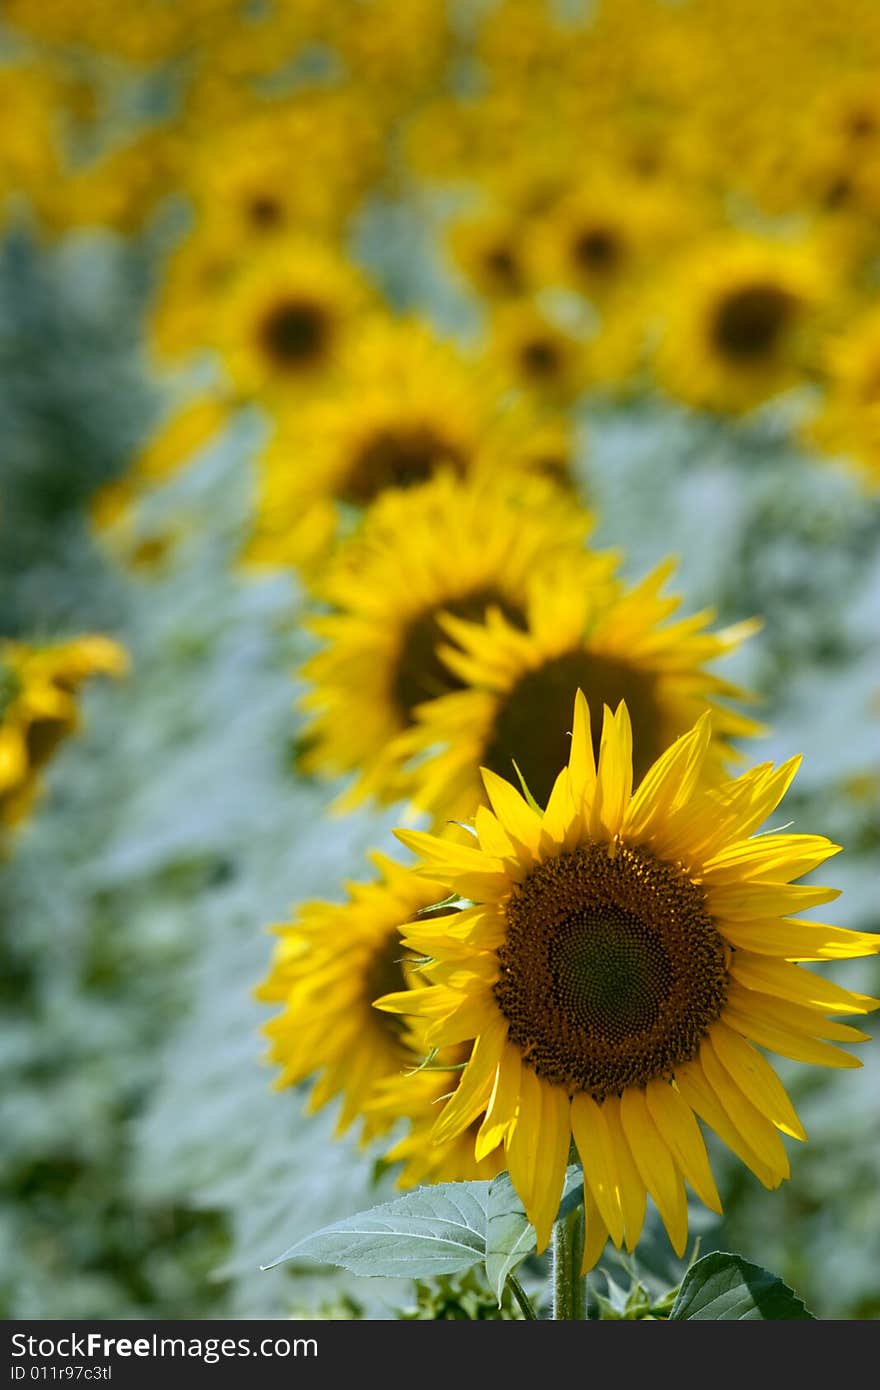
<box><xmin>552</xmin><ymin>1204</ymin><xmax>587</xmax><ymax>1319</ymax></box>
<box><xmin>507</xmin><ymin>1273</ymin><xmax>538</xmax><ymax>1320</ymax></box>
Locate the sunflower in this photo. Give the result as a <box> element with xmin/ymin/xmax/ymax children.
<box><xmin>446</xmin><ymin>206</ymin><xmax>534</xmax><ymax>300</ymax></box>
<box><xmin>532</xmin><ymin>174</ymin><xmax>693</xmax><ymax>305</ymax></box>
<box><xmin>394</xmin><ymin>560</ymin><xmax>761</xmax><ymax>826</ymax></box>
<box><xmin>298</xmin><ymin>470</ymin><xmax>615</xmax><ymax>808</ymax></box>
<box><xmin>653</xmin><ymin>235</ymin><xmax>826</xmax><ymax>414</ymax></box>
<box><xmin>256</xmin><ymin>853</ymin><xmax>449</xmax><ymax>1141</ymax></box>
<box><xmin>0</xmin><ymin>636</ymin><xmax>127</xmax><ymax>831</ymax></box>
<box><xmin>245</xmin><ymin>318</ymin><xmax>582</xmax><ymax>572</ymax></box>
<box><xmin>212</xmin><ymin>239</ymin><xmax>371</xmax><ymax>401</ymax></box>
<box><xmin>379</xmin><ymin>692</ymin><xmax>880</xmax><ymax>1263</ymax></box>
<box><xmin>485</xmin><ymin>300</ymin><xmax>590</xmax><ymax>405</ymax></box>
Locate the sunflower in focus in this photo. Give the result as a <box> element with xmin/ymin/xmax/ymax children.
<box><xmin>0</xmin><ymin>636</ymin><xmax>128</xmax><ymax>831</ymax></box>
<box><xmin>246</xmin><ymin>318</ymin><xmax>578</xmax><ymax>572</ymax></box>
<box><xmin>654</xmin><ymin>235</ymin><xmax>827</xmax><ymax>414</ymax></box>
<box><xmin>212</xmin><ymin>239</ymin><xmax>371</xmax><ymax>401</ymax></box>
<box><xmin>379</xmin><ymin>692</ymin><xmax>880</xmax><ymax>1263</ymax></box>
<box><xmin>256</xmin><ymin>854</ymin><xmax>448</xmax><ymax>1141</ymax></box>
<box><xmin>298</xmin><ymin>471</ymin><xmax>616</xmax><ymax>808</ymax></box>
<box><xmin>395</xmin><ymin>561</ymin><xmax>761</xmax><ymax>826</ymax></box>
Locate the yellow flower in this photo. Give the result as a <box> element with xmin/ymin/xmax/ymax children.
<box><xmin>298</xmin><ymin>470</ymin><xmax>615</xmax><ymax>808</ymax></box>
<box><xmin>653</xmin><ymin>234</ymin><xmax>827</xmax><ymax>415</ymax></box>
<box><xmin>256</xmin><ymin>854</ymin><xmax>448</xmax><ymax>1142</ymax></box>
<box><xmin>395</xmin><ymin>560</ymin><xmax>761</xmax><ymax>825</ymax></box>
<box><xmin>213</xmin><ymin>239</ymin><xmax>371</xmax><ymax>401</ymax></box>
<box><xmin>485</xmin><ymin>300</ymin><xmax>590</xmax><ymax>405</ymax></box>
<box><xmin>446</xmin><ymin>207</ymin><xmax>534</xmax><ymax>300</ymax></box>
<box><xmin>380</xmin><ymin>692</ymin><xmax>879</xmax><ymax>1264</ymax></box>
<box><xmin>532</xmin><ymin>174</ymin><xmax>694</xmax><ymax>305</ymax></box>
<box><xmin>245</xmin><ymin>317</ymin><xmax>579</xmax><ymax>573</ymax></box>
<box><xmin>0</xmin><ymin>636</ymin><xmax>128</xmax><ymax>830</ymax></box>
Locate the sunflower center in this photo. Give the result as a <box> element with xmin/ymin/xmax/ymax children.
<box><xmin>572</xmin><ymin>226</ymin><xmax>622</xmax><ymax>274</ymax></box>
<box><xmin>495</xmin><ymin>843</ymin><xmax>728</xmax><ymax>1099</ymax></box>
<box><xmin>483</xmin><ymin>243</ymin><xmax>521</xmax><ymax>290</ymax></box>
<box><xmin>392</xmin><ymin>588</ymin><xmax>527</xmax><ymax>722</ymax></box>
<box><xmin>519</xmin><ymin>336</ymin><xmax>563</xmax><ymax>380</ymax></box>
<box><xmin>259</xmin><ymin>297</ymin><xmax>329</xmax><ymax>368</ymax></box>
<box><xmin>248</xmin><ymin>193</ymin><xmax>284</xmax><ymax>229</ymax></box>
<box><xmin>711</xmin><ymin>283</ymin><xmax>796</xmax><ymax>362</ymax></box>
<box><xmin>342</xmin><ymin>425</ymin><xmax>468</xmax><ymax>505</ymax></box>
<box><xmin>484</xmin><ymin>650</ymin><xmax>662</xmax><ymax>808</ymax></box>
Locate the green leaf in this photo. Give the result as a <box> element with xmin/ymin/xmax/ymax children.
<box><xmin>485</xmin><ymin>1166</ymin><xmax>582</xmax><ymax>1303</ymax></box>
<box><xmin>263</xmin><ymin>1183</ymin><xmax>492</xmax><ymax>1279</ymax></box>
<box><xmin>668</xmin><ymin>1253</ymin><xmax>815</xmax><ymax>1320</ymax></box>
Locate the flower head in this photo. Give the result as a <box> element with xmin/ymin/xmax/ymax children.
<box><xmin>380</xmin><ymin>693</ymin><xmax>879</xmax><ymax>1264</ymax></box>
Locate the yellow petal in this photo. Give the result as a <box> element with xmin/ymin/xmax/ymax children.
<box><xmin>432</xmin><ymin>1013</ymin><xmax>507</xmax><ymax>1144</ymax></box>
<box><xmin>619</xmin><ymin>1086</ymin><xmax>689</xmax><ymax>1257</ymax></box>
<box><xmin>568</xmin><ymin>688</ymin><xmax>597</xmax><ymax>808</ymax></box>
<box><xmin>723</xmin><ymin>1004</ymin><xmax>864</xmax><ymax>1069</ymax></box>
<box><xmin>602</xmin><ymin>1095</ymin><xmax>647</xmax><ymax>1251</ymax></box>
<box><xmin>581</xmin><ymin>1183</ymin><xmax>610</xmax><ymax>1274</ymax></box>
<box><xmin>698</xmin><ymin>1043</ymin><xmax>791</xmax><ymax>1178</ymax></box>
<box><xmin>540</xmin><ymin>766</ymin><xmax>580</xmax><ymax>855</ymax></box>
<box><xmin>708</xmin><ymin>881</ymin><xmax>841</xmax><ymax>919</ymax></box>
<box><xmin>480</xmin><ymin>767</ymin><xmax>542</xmax><ymax>861</ymax></box>
<box><xmin>623</xmin><ymin>712</ymin><xmax>712</xmax><ymax>843</ymax></box>
<box><xmin>674</xmin><ymin>1059</ymin><xmax>784</xmax><ymax>1189</ymax></box>
<box><xmin>708</xmin><ymin>1021</ymin><xmax>806</xmax><ymax>1141</ymax></box>
<box><xmin>475</xmin><ymin>1041</ymin><xmax>521</xmax><ymax>1160</ymax></box>
<box><xmin>529</xmin><ymin>1083</ymin><xmax>571</xmax><ymax>1253</ymax></box>
<box><xmin>730</xmin><ymin>954</ymin><xmax>879</xmax><ymax>1015</ymax></box>
<box><xmin>645</xmin><ymin>1078</ymin><xmax>722</xmax><ymax>1214</ymax></box>
<box><xmin>717</xmin><ymin>916</ymin><xmax>880</xmax><ymax>961</ymax></box>
<box><xmin>505</xmin><ymin>1066</ymin><xmax>544</xmax><ymax>1238</ymax></box>
<box><xmin>570</xmin><ymin>1092</ymin><xmax>625</xmax><ymax>1247</ymax></box>
<box><xmin>394</xmin><ymin>828</ymin><xmax>514</xmax><ymax>900</ymax></box>
<box><xmin>590</xmin><ymin>702</ymin><xmax>634</xmax><ymax>840</ymax></box>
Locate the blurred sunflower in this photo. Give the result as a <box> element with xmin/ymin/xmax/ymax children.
<box><xmin>298</xmin><ymin>471</ymin><xmax>615</xmax><ymax>808</ymax></box>
<box><xmin>533</xmin><ymin>174</ymin><xmax>693</xmax><ymax>305</ymax></box>
<box><xmin>486</xmin><ymin>300</ymin><xmax>590</xmax><ymax>405</ymax></box>
<box><xmin>396</xmin><ymin>561</ymin><xmax>761</xmax><ymax>824</ymax></box>
<box><xmin>446</xmin><ymin>206</ymin><xmax>533</xmax><ymax>300</ymax></box>
<box><xmin>215</xmin><ymin>240</ymin><xmax>371</xmax><ymax>400</ymax></box>
<box><xmin>245</xmin><ymin>318</ymin><xmax>576</xmax><ymax>572</ymax></box>
<box><xmin>654</xmin><ymin>235</ymin><xmax>826</xmax><ymax>414</ymax></box>
<box><xmin>0</xmin><ymin>636</ymin><xmax>128</xmax><ymax>831</ymax></box>
<box><xmin>256</xmin><ymin>854</ymin><xmax>447</xmax><ymax>1141</ymax></box>
<box><xmin>381</xmin><ymin>693</ymin><xmax>880</xmax><ymax>1262</ymax></box>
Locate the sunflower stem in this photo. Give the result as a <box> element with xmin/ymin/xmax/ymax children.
<box><xmin>551</xmin><ymin>1205</ymin><xmax>586</xmax><ymax>1320</ymax></box>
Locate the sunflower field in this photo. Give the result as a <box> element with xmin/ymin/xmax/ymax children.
<box><xmin>2</xmin><ymin>0</ymin><xmax>879</xmax><ymax>1326</ymax></box>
